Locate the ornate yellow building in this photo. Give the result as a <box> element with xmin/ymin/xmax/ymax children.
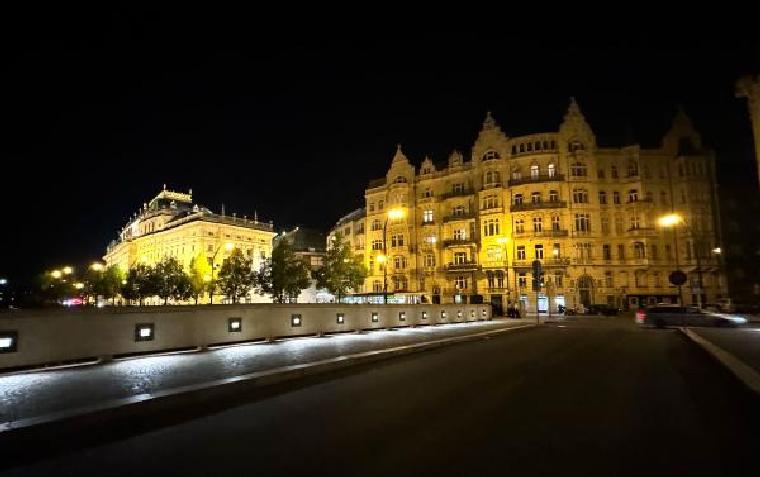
<box><xmin>335</xmin><ymin>100</ymin><xmax>727</xmax><ymax>312</ymax></box>
<box><xmin>736</xmin><ymin>74</ymin><xmax>760</xmax><ymax>186</ymax></box>
<box><xmin>104</xmin><ymin>187</ymin><xmax>275</xmax><ymax>303</ymax></box>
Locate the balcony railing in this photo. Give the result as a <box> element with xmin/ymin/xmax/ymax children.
<box><xmin>443</xmin><ymin>288</ymin><xmax>473</xmax><ymax>295</ymax></box>
<box><xmin>443</xmin><ymin>238</ymin><xmax>477</xmax><ymax>247</ymax></box>
<box><xmin>508</xmin><ymin>173</ymin><xmax>565</xmax><ymax>186</ymax></box>
<box><xmin>512</xmin><ymin>258</ymin><xmax>570</xmax><ymax>268</ymax></box>
<box><xmin>481</xmin><ymin>182</ymin><xmax>502</xmax><ymax>190</ymax></box>
<box><xmin>626</xmin><ymin>226</ymin><xmax>657</xmax><ymax>236</ymax></box>
<box><xmin>438</xmin><ymin>189</ymin><xmax>475</xmax><ymax>200</ymax></box>
<box><xmin>443</xmin><ymin>212</ymin><xmax>476</xmax><ymax>223</ymax></box>
<box><xmin>625</xmin><ymin>198</ymin><xmax>654</xmax><ymax>204</ymax></box>
<box><xmin>444</xmin><ymin>261</ymin><xmax>481</xmax><ymax>272</ymax></box>
<box><xmin>533</xmin><ymin>229</ymin><xmax>569</xmax><ymax>238</ymax></box>
<box><xmin>510</xmin><ymin>200</ymin><xmax>567</xmax><ymax>212</ymax></box>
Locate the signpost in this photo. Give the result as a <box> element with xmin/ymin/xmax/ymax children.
<box><xmin>669</xmin><ymin>270</ymin><xmax>687</xmax><ymax>307</ymax></box>
<box><xmin>532</xmin><ymin>260</ymin><xmax>542</xmax><ymax>324</ymax></box>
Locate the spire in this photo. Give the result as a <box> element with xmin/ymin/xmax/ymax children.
<box><xmin>566</xmin><ymin>97</ymin><xmax>583</xmax><ymax>117</ymax></box>
<box><xmin>392</xmin><ymin>143</ymin><xmax>408</xmax><ymax>164</ymax></box>
<box><xmin>482</xmin><ymin>111</ymin><xmax>497</xmax><ymax>130</ymax></box>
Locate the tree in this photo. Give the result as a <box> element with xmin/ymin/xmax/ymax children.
<box><xmin>316</xmin><ymin>233</ymin><xmax>368</xmax><ymax>303</ymax></box>
<box><xmin>154</xmin><ymin>257</ymin><xmax>192</xmax><ymax>305</ymax></box>
<box><xmin>217</xmin><ymin>248</ymin><xmax>254</xmax><ymax>303</ymax></box>
<box><xmin>101</xmin><ymin>265</ymin><xmax>125</xmax><ymax>304</ymax></box>
<box><xmin>255</xmin><ymin>239</ymin><xmax>311</xmax><ymax>303</ymax></box>
<box><xmin>189</xmin><ymin>253</ymin><xmax>212</xmax><ymax>304</ymax></box>
<box><xmin>38</xmin><ymin>272</ymin><xmax>75</xmax><ymax>304</ymax></box>
<box><xmin>121</xmin><ymin>264</ymin><xmax>156</xmax><ymax>306</ymax></box>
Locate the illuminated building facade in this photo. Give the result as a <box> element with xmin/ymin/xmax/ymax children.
<box><xmin>334</xmin><ymin>100</ymin><xmax>727</xmax><ymax>312</ymax></box>
<box><xmin>104</xmin><ymin>187</ymin><xmax>275</xmax><ymax>303</ymax></box>
<box><xmin>736</xmin><ymin>74</ymin><xmax>760</xmax><ymax>187</ymax></box>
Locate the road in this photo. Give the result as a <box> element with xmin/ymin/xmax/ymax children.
<box><xmin>3</xmin><ymin>317</ymin><xmax>759</xmax><ymax>476</ymax></box>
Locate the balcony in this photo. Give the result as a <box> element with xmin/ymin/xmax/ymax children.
<box><xmin>479</xmin><ymin>205</ymin><xmax>503</xmax><ymax>214</ymax></box>
<box><xmin>508</xmin><ymin>173</ymin><xmax>565</xmax><ymax>186</ymax></box>
<box><xmin>510</xmin><ymin>200</ymin><xmax>567</xmax><ymax>212</ymax></box>
<box><xmin>443</xmin><ymin>212</ymin><xmax>476</xmax><ymax>223</ymax></box>
<box><xmin>625</xmin><ymin>198</ymin><xmax>654</xmax><ymax>205</ymax></box>
<box><xmin>444</xmin><ymin>261</ymin><xmax>481</xmax><ymax>272</ymax></box>
<box><xmin>443</xmin><ymin>238</ymin><xmax>477</xmax><ymax>247</ymax></box>
<box><xmin>533</xmin><ymin>229</ymin><xmax>569</xmax><ymax>238</ymax></box>
<box><xmin>438</xmin><ymin>189</ymin><xmax>475</xmax><ymax>200</ymax></box>
<box><xmin>443</xmin><ymin>288</ymin><xmax>473</xmax><ymax>295</ymax></box>
<box><xmin>420</xmin><ymin>220</ymin><xmax>436</xmax><ymax>226</ymax></box>
<box><xmin>511</xmin><ymin>258</ymin><xmax>570</xmax><ymax>269</ymax></box>
<box><xmin>481</xmin><ymin>182</ymin><xmax>502</xmax><ymax>190</ymax></box>
<box><xmin>626</xmin><ymin>226</ymin><xmax>657</xmax><ymax>237</ymax></box>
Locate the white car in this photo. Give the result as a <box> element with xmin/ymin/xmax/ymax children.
<box><xmin>635</xmin><ymin>305</ymin><xmax>748</xmax><ymax>328</ymax></box>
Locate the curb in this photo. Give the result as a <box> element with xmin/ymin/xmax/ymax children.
<box><xmin>680</xmin><ymin>327</ymin><xmax>760</xmax><ymax>396</ymax></box>
<box><xmin>0</xmin><ymin>323</ymin><xmax>535</xmax><ymax>436</ymax></box>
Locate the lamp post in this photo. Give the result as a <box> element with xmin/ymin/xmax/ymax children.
<box><xmin>209</xmin><ymin>241</ymin><xmax>234</xmax><ymax>304</ymax></box>
<box><xmin>497</xmin><ymin>236</ymin><xmax>510</xmax><ymax>314</ymax></box>
<box><xmin>658</xmin><ymin>213</ymin><xmax>685</xmax><ymax>305</ymax></box>
<box><xmin>658</xmin><ymin>213</ymin><xmax>712</xmax><ymax>308</ymax></box>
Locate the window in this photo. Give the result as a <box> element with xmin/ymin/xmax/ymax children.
<box><xmin>425</xmin><ymin>254</ymin><xmax>435</xmax><ymax>267</ymax></box>
<box><xmin>482</xmin><ymin>194</ymin><xmax>498</xmax><ymax>209</ymax></box>
<box><xmin>571</xmin><ymin>162</ymin><xmax>587</xmax><ymax>176</ymax></box>
<box><xmin>520</xmin><ymin>144</ymin><xmax>525</xmax><ymax>153</ymax></box>
<box><xmin>533</xmin><ymin>217</ymin><xmax>543</xmax><ymax>232</ymax></box>
<box><xmin>549</xmin><ymin>190</ymin><xmax>559</xmax><ymax>202</ymax></box>
<box><xmin>394</xmin><ymin>256</ymin><xmax>406</xmax><ymax>269</ymax></box>
<box><xmin>373</xmin><ymin>280</ymin><xmax>382</xmax><ymax>292</ymax></box>
<box><xmin>617</xmin><ymin>244</ymin><xmax>625</xmax><ymax>260</ymax></box>
<box><xmin>512</xmin><ymin>169</ymin><xmax>522</xmax><ymax>180</ymax></box>
<box><xmin>453</xmin><ymin>183</ymin><xmax>464</xmax><ymax>194</ymax></box>
<box><xmin>634</xmin><ymin>270</ymin><xmax>646</xmax><ymax>288</ymax></box>
<box><xmin>642</xmin><ymin>165</ymin><xmax>651</xmax><ymax>179</ymax></box>
<box><xmin>575</xmin><ymin>213</ymin><xmax>591</xmax><ymax>232</ymax></box>
<box><xmin>628</xmin><ymin>189</ymin><xmax>639</xmax><ymax>202</ymax></box>
<box><xmin>514</xmin><ymin>194</ymin><xmax>523</xmax><ymax>205</ymax></box>
<box><xmin>486</xmin><ymin>246</ymin><xmax>502</xmax><ymax>262</ymax></box>
<box><xmin>599</xmin><ymin>191</ymin><xmax>607</xmax><ymax>204</ymax></box>
<box><xmin>605</xmin><ymin>271</ymin><xmax>614</xmax><ymax>288</ymax></box>
<box><xmin>535</xmin><ymin>244</ymin><xmax>544</xmax><ymax>259</ymax></box>
<box><xmin>378</xmin><ymin>200</ymin><xmax>384</xmax><ymax>211</ymax></box>
<box><xmin>569</xmin><ymin>141</ymin><xmax>584</xmax><ymax>152</ymax></box>
<box><xmin>453</xmin><ymin>205</ymin><xmax>465</xmax><ymax>217</ymax></box>
<box><xmin>372</xmin><ymin>240</ymin><xmax>383</xmax><ymax>251</ymax></box>
<box><xmin>601</xmin><ymin>217</ymin><xmax>610</xmax><ymax>233</ymax></box>
<box><xmin>394</xmin><ymin>175</ymin><xmax>407</xmax><ymax>183</ymax></box>
<box><xmin>553</xmin><ymin>243</ymin><xmax>561</xmax><ymax>258</ymax></box>
<box><xmin>483</xmin><ymin>218</ymin><xmax>500</xmax><ymax>237</ymax></box>
<box><xmin>654</xmin><ymin>272</ymin><xmax>662</xmax><ymax>287</ymax></box>
<box><xmin>371</xmin><ymin>219</ymin><xmax>382</xmax><ymax>231</ymax></box>
<box><xmin>610</xmin><ymin>165</ymin><xmax>618</xmax><ymax>179</ymax></box>
<box><xmin>423</xmin><ymin>188</ymin><xmax>433</xmax><ymax>198</ymax></box>
<box><xmin>517</xmin><ymin>246</ymin><xmax>526</xmax><ymax>260</ymax></box>
<box><xmin>344</xmin><ymin>227</ymin><xmax>351</xmax><ymax>236</ymax></box>
<box><xmin>613</xmin><ymin>191</ymin><xmax>620</xmax><ymax>204</ymax></box>
<box><xmin>455</xmin><ymin>275</ymin><xmax>468</xmax><ymax>290</ymax></box>
<box><xmin>423</xmin><ymin>209</ymin><xmax>434</xmax><ymax>223</ymax></box>
<box><xmin>573</xmin><ymin>188</ymin><xmax>588</xmax><ymax>204</ymax></box>
<box><xmin>548</xmin><ymin>163</ymin><xmax>556</xmax><ymax>177</ymax></box>
<box><xmin>551</xmin><ymin>216</ymin><xmax>560</xmax><ymax>231</ymax></box>
<box><xmin>453</xmin><ymin>252</ymin><xmax>467</xmax><ymax>264</ymax></box>
<box><xmin>615</xmin><ymin>216</ymin><xmax>623</xmax><ymax>233</ymax></box>
<box><xmin>530</xmin><ymin>164</ymin><xmax>540</xmax><ymax>179</ymax></box>
<box><xmin>531</xmin><ymin>192</ymin><xmax>542</xmax><ymax>203</ymax></box>
<box><xmin>629</xmin><ymin>215</ymin><xmax>640</xmax><ymax>230</ymax></box>
<box><xmin>634</xmin><ymin>242</ymin><xmax>646</xmax><ymax>259</ymax></box>
<box><xmin>485</xmin><ymin>170</ymin><xmax>500</xmax><ymax>185</ymax></box>
<box><xmin>626</xmin><ymin>161</ymin><xmax>638</xmax><ymax>177</ymax></box>
<box><xmin>518</xmin><ymin>273</ymin><xmax>527</xmax><ymax>287</ymax></box>
<box><xmin>515</xmin><ymin>218</ymin><xmax>525</xmax><ymax>233</ymax></box>
<box><xmin>453</xmin><ymin>229</ymin><xmax>466</xmax><ymax>240</ymax></box>
<box><xmin>602</xmin><ymin>244</ymin><xmax>612</xmax><ymax>260</ymax></box>
<box><xmin>651</xmin><ymin>244</ymin><xmax>658</xmax><ymax>260</ymax></box>
<box><xmin>483</xmin><ymin>150</ymin><xmax>500</xmax><ymax>161</ymax></box>
<box><xmin>554</xmin><ymin>272</ymin><xmax>563</xmax><ymax>287</ymax></box>
<box><xmin>598</xmin><ymin>168</ymin><xmax>606</xmax><ymax>179</ymax></box>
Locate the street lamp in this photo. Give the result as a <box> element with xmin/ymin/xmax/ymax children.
<box><xmin>62</xmin><ymin>266</ymin><xmax>73</xmax><ymax>275</ymax></box>
<box><xmin>381</xmin><ymin>208</ymin><xmax>406</xmax><ymax>304</ymax></box>
<box><xmin>90</xmin><ymin>262</ymin><xmax>104</xmax><ymax>272</ymax></box>
<box><xmin>657</xmin><ymin>213</ymin><xmax>685</xmax><ymax>306</ymax></box>
<box><xmin>51</xmin><ymin>270</ymin><xmax>62</xmax><ymax>279</ymax></box>
<box><xmin>209</xmin><ymin>241</ymin><xmax>234</xmax><ymax>304</ymax></box>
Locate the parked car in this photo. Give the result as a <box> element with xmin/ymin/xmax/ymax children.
<box><xmin>586</xmin><ymin>304</ymin><xmax>620</xmax><ymax>316</ymax></box>
<box><xmin>635</xmin><ymin>305</ymin><xmax>748</xmax><ymax>328</ymax></box>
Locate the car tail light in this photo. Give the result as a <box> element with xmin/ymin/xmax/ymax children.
<box><xmin>635</xmin><ymin>310</ymin><xmax>646</xmax><ymax>323</ymax></box>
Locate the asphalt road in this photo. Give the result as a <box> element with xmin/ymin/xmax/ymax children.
<box><xmin>3</xmin><ymin>317</ymin><xmax>759</xmax><ymax>477</ymax></box>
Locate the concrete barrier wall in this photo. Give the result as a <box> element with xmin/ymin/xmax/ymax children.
<box><xmin>0</xmin><ymin>304</ymin><xmax>492</xmax><ymax>371</ymax></box>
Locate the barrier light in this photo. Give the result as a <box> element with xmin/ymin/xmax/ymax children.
<box><xmin>458</xmin><ymin>310</ymin><xmax>463</xmax><ymax>318</ymax></box>
<box><xmin>135</xmin><ymin>323</ymin><xmax>155</xmax><ymax>342</ymax></box>
<box><xmin>421</xmin><ymin>311</ymin><xmax>428</xmax><ymax>320</ymax></box>
<box><xmin>336</xmin><ymin>313</ymin><xmax>345</xmax><ymax>324</ymax></box>
<box><xmin>371</xmin><ymin>312</ymin><xmax>379</xmax><ymax>323</ymax></box>
<box><xmin>399</xmin><ymin>312</ymin><xmax>406</xmax><ymax>322</ymax></box>
<box><xmin>0</xmin><ymin>332</ymin><xmax>18</xmax><ymax>353</ymax></box>
<box><xmin>291</xmin><ymin>314</ymin><xmax>302</xmax><ymax>327</ymax></box>
<box><xmin>482</xmin><ymin>309</ymin><xmax>488</xmax><ymax>318</ymax></box>
<box><xmin>471</xmin><ymin>310</ymin><xmax>476</xmax><ymax>318</ymax></box>
<box><xmin>441</xmin><ymin>311</ymin><xmax>447</xmax><ymax>319</ymax></box>
<box><xmin>228</xmin><ymin>317</ymin><xmax>242</xmax><ymax>332</ymax></box>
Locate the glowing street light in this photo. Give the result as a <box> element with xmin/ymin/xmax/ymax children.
<box><xmin>62</xmin><ymin>266</ymin><xmax>73</xmax><ymax>275</ymax></box>
<box><xmin>203</xmin><ymin>274</ymin><xmax>212</xmax><ymax>282</ymax></box>
<box><xmin>225</xmin><ymin>242</ymin><xmax>234</xmax><ymax>252</ymax></box>
<box><xmin>657</xmin><ymin>213</ymin><xmax>683</xmax><ymax>228</ymax></box>
<box><xmin>121</xmin><ymin>279</ymin><xmax>127</xmax><ymax>285</ymax></box>
<box><xmin>74</xmin><ymin>282</ymin><xmax>85</xmax><ymax>290</ymax></box>
<box><xmin>90</xmin><ymin>262</ymin><xmax>104</xmax><ymax>271</ymax></box>
<box><xmin>51</xmin><ymin>270</ymin><xmax>62</xmax><ymax>279</ymax></box>
<box><xmin>387</xmin><ymin>208</ymin><xmax>405</xmax><ymax>220</ymax></box>
<box><xmin>712</xmin><ymin>247</ymin><xmax>722</xmax><ymax>255</ymax></box>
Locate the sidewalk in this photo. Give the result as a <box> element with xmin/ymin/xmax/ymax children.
<box><xmin>0</xmin><ymin>320</ymin><xmax>533</xmax><ymax>427</ymax></box>
<box><xmin>687</xmin><ymin>326</ymin><xmax>760</xmax><ymax>375</ymax></box>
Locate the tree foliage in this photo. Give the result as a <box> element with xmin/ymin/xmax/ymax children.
<box><xmin>217</xmin><ymin>248</ymin><xmax>254</xmax><ymax>303</ymax></box>
<box><xmin>255</xmin><ymin>239</ymin><xmax>311</xmax><ymax>303</ymax></box>
<box><xmin>189</xmin><ymin>253</ymin><xmax>212</xmax><ymax>304</ymax></box>
<box><xmin>316</xmin><ymin>233</ymin><xmax>367</xmax><ymax>302</ymax></box>
<box><xmin>154</xmin><ymin>257</ymin><xmax>192</xmax><ymax>304</ymax></box>
<box><xmin>121</xmin><ymin>264</ymin><xmax>156</xmax><ymax>305</ymax></box>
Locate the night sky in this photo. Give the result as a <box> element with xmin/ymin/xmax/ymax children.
<box><xmin>2</xmin><ymin>11</ymin><xmax>759</xmax><ymax>285</ymax></box>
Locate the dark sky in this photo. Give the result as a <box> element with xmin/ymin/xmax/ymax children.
<box><xmin>2</xmin><ymin>11</ymin><xmax>759</xmax><ymax>285</ymax></box>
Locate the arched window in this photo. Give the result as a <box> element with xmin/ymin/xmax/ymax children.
<box><xmin>482</xmin><ymin>150</ymin><xmax>501</xmax><ymax>161</ymax></box>
<box><xmin>569</xmin><ymin>141</ymin><xmax>584</xmax><ymax>152</ymax></box>
<box><xmin>519</xmin><ymin>143</ymin><xmax>525</xmax><ymax>153</ymax></box>
<box><xmin>394</xmin><ymin>175</ymin><xmax>407</xmax><ymax>184</ymax></box>
<box><xmin>511</xmin><ymin>168</ymin><xmax>522</xmax><ymax>181</ymax></box>
<box><xmin>571</xmin><ymin>161</ymin><xmax>587</xmax><ymax>177</ymax></box>
<box><xmin>626</xmin><ymin>161</ymin><xmax>638</xmax><ymax>178</ymax></box>
<box><xmin>484</xmin><ymin>170</ymin><xmax>500</xmax><ymax>186</ymax></box>
<box><xmin>633</xmin><ymin>242</ymin><xmax>646</xmax><ymax>259</ymax></box>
